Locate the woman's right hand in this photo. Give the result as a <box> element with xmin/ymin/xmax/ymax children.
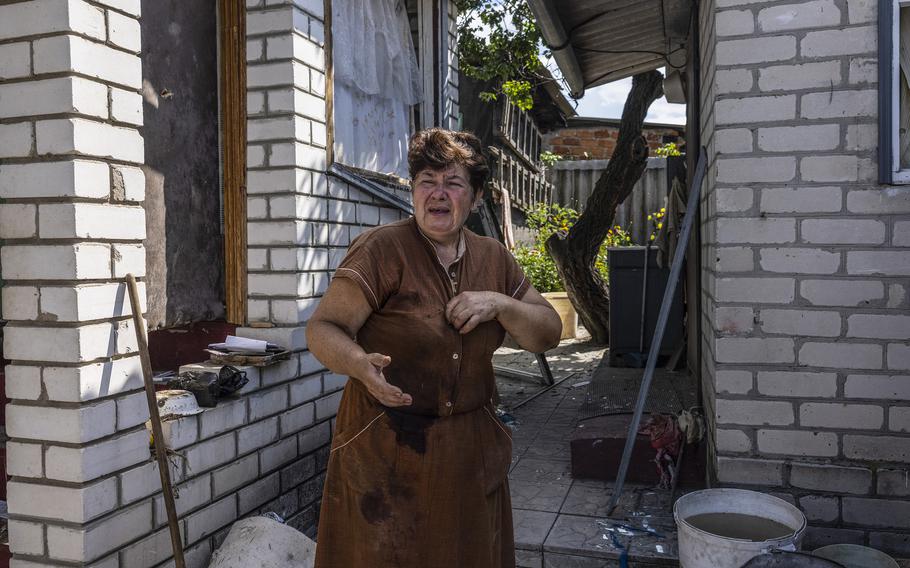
<box><xmin>359</xmin><ymin>353</ymin><xmax>413</xmax><ymax>407</ymax></box>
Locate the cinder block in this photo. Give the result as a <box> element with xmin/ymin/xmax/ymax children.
<box><xmin>717</xmin><ymin>399</ymin><xmax>794</xmax><ymax>426</ymax></box>
<box><xmin>237</xmin><ymin>416</ymin><xmax>279</xmax><ymax>455</ymax></box>
<box><xmin>1</xmin><ymin>285</ymin><xmax>40</xmax><ymax>323</ymax></box>
<box><xmin>717</xmin><ymin>9</ymin><xmax>754</xmax><ymax>36</ymax></box>
<box><xmin>716</xmin><ymin>337</ymin><xmax>795</xmax><ymax>364</ymax></box>
<box><xmin>889</xmin><ymin>343</ymin><xmax>910</xmax><ymax>370</ymax></box>
<box><xmin>3</xmin><ymin>364</ymin><xmax>42</xmax><ymax>401</ymax></box>
<box><xmin>716</xmin><ymin>428</ymin><xmax>752</xmax><ymax>453</ymax></box>
<box><xmin>4</xmin><ymin>320</ymin><xmax>138</xmax><ymax>364</ymax></box>
<box><xmin>236</xmin><ymin>326</ymin><xmax>307</xmax><ymax>351</ymax></box>
<box><xmin>0</xmin><ymin>159</ymin><xmax>110</xmax><ymax>199</ymax></box>
<box><xmin>0</xmin><ymin>0</ymin><xmax>105</xmax><ymax>41</ymax></box>
<box><xmin>845</xmin><ymin>374</ymin><xmax>910</xmax><ymax>400</ymax></box>
<box><xmin>716</xmin><ymin>277</ymin><xmax>795</xmax><ymax>303</ymax></box>
<box><xmin>890</xmin><ymin>406</ymin><xmax>910</xmax><ymax>432</ymax></box>
<box><xmin>184</xmin><ymin>495</ymin><xmax>238</xmax><ymax>544</ymax></box>
<box><xmin>757</xmin><ymin>0</ymin><xmax>840</xmax><ymax>32</ymax></box>
<box><xmin>760</xmin><ymin>187</ymin><xmax>841</xmax><ymax>214</ymax></box>
<box><xmin>246</xmin><ymin>6</ymin><xmax>307</xmax><ymax>35</ymax></box>
<box><xmin>7</xmin><ymin>520</ymin><xmax>45</xmax><ymax>556</ymax></box>
<box><xmin>119</xmin><ymin>459</ymin><xmax>182</xmax><ymax>505</ymax></box>
<box><xmin>44</xmin><ymin>357</ymin><xmax>143</xmax><ymax>402</ymax></box>
<box><xmin>757</xmin><ymin>371</ymin><xmax>837</xmax><ymax>398</ymax></box>
<box><xmin>799</xmin><ymin>495</ymin><xmax>839</xmax><ymax>523</ymax></box>
<box><xmin>800</xmin><ymin>402</ymin><xmax>884</xmax><ymax>429</ymax></box>
<box><xmin>757</xmin><ymin>124</ymin><xmax>839</xmax><ymax>152</ymax></box>
<box><xmin>184</xmin><ymin>433</ymin><xmax>237</xmax><ymax>476</ymax></box>
<box><xmin>715</xmin><ymin>128</ymin><xmax>753</xmax><ymax>153</ymax></box>
<box><xmin>33</xmin><ymin>34</ymin><xmax>141</xmax><ymax>89</ymax></box>
<box><xmin>800</xmin><ymin>155</ymin><xmax>859</xmax><ymax>182</ymax></box>
<box><xmin>116</xmin><ymin>390</ymin><xmax>148</xmax><ymax>430</ymax></box>
<box><xmin>260</xmin><ymin>436</ymin><xmax>298</xmax><ymax>473</ymax></box>
<box><xmin>718</xmin><ymin>218</ymin><xmax>795</xmax><ymax>244</ymax></box>
<box><xmin>36</xmin><ymin>118</ymin><xmax>144</xmax><ymax>164</ymax></box>
<box><xmin>322</xmin><ymin>372</ymin><xmax>346</xmax><ymax>392</ymax></box>
<box><xmin>801</xmin><ymin>219</ymin><xmax>885</xmax><ymax>245</ymax></box>
<box><xmin>717</xmin><ymin>156</ymin><xmax>796</xmax><ymax>183</ymax></box>
<box><xmin>110</xmin><ymin>87</ymin><xmax>143</xmax><ymax>126</ymax></box>
<box><xmin>119</xmin><ymin>525</ymin><xmax>184</xmax><ymax>568</ymax></box>
<box><xmin>1</xmin><ymin>244</ymin><xmax>110</xmax><ymax>281</ymax></box>
<box><xmin>271</xmin><ymin>298</ymin><xmax>319</xmax><ymax>324</ymax></box>
<box><xmin>246</xmin><ymin>167</ymin><xmax>308</xmax><ymax>194</ymax></box>
<box><xmin>716</xmin><ymin>187</ymin><xmax>753</xmax><ymax>212</ymax></box>
<box><xmin>757</xmin><ymin>429</ymin><xmax>838</xmax><ymax>457</ymax></box>
<box><xmin>46</xmin><ymin>501</ymin><xmax>153</xmax><ymax>563</ymax></box>
<box><xmin>267</xmin><ymin>86</ymin><xmax>326</xmax><ymax>119</ymax></box>
<box><xmin>842</xmin><ymin>497</ymin><xmax>910</xmax><ymax>528</ymax></box>
<box><xmin>715</xmin><ymin>69</ymin><xmax>754</xmax><ymax>95</ymax></box>
<box><xmin>0</xmin><ymin>41</ymin><xmax>31</xmax><ymax>79</ymax></box>
<box><xmin>266</xmin><ymin>33</ymin><xmax>324</xmax><ymax>65</ymax></box>
<box><xmin>847</xmin><ymin>251</ymin><xmax>910</xmax><ymax>276</ymax></box>
<box><xmin>45</xmin><ymin>428</ymin><xmax>150</xmax><ymax>483</ymax></box>
<box><xmin>716</xmin><ymin>95</ymin><xmax>796</xmax><ymax>125</ymax></box>
<box><xmin>717</xmin><ymin>456</ymin><xmax>784</xmax><ymax>485</ymax></box>
<box><xmin>112</xmin><ymin>243</ymin><xmax>146</xmax><ymax>277</ymax></box>
<box><xmin>844</xmin><ymin>434</ymin><xmax>910</xmax><ymax>462</ymax></box>
<box><xmin>758</xmin><ymin>62</ymin><xmax>842</xmax><ymax>93</ymax></box>
<box><xmin>39</xmin><ymin>282</ymin><xmax>146</xmax><ymax>323</ymax></box>
<box><xmin>315</xmin><ymin>389</ymin><xmax>342</xmax><ymax>420</ymax></box>
<box><xmin>247</xmin><ymin>60</ymin><xmax>309</xmax><ymax>89</ymax></box>
<box><xmin>95</xmin><ymin>0</ymin><xmax>141</xmax><ymax>16</ymax></box>
<box><xmin>0</xmin><ymin>77</ymin><xmax>108</xmax><ymax>120</ymax></box>
<box><xmin>280</xmin><ymin>454</ymin><xmax>317</xmax><ymax>490</ymax></box>
<box><xmin>716</xmin><ymin>370</ymin><xmax>753</xmax><ymax>394</ymax></box>
<box><xmin>716</xmin><ymin>36</ymin><xmax>796</xmax><ymax>65</ymax></box>
<box><xmin>848</xmin><ymin>314</ymin><xmax>910</xmax><ymax>340</ymax></box>
<box><xmin>760</xmin><ymin>308</ymin><xmax>841</xmax><ymax>337</ymax></box>
<box><xmin>800</xmin><ymin>279</ymin><xmax>883</xmax><ymax>307</ymax></box>
<box><xmin>158</xmin><ymin>414</ymin><xmax>199</xmax><ymax>450</ymax></box>
<box><xmin>111</xmin><ymin>164</ymin><xmax>145</xmax><ymax>202</ymax></box>
<box><xmin>248</xmin><ymin>273</ymin><xmax>310</xmax><ymax>296</ymax></box>
<box><xmin>801</xmin><ymin>90</ymin><xmax>877</xmax><ymax>120</ymax></box>
<box><xmin>237</xmin><ymin>472</ymin><xmax>280</xmax><ymax>516</ymax></box>
<box><xmin>877</xmin><ymin>468</ymin><xmax>910</xmax><ymax>496</ymax></box>
<box><xmin>248</xmin><ymin>220</ymin><xmax>309</xmax><ymax>246</ymax></box>
<box><xmin>8</xmin><ymin>477</ymin><xmax>118</xmax><ymax>523</ymax></box>
<box><xmin>801</xmin><ymin>25</ymin><xmax>877</xmax><ymax>57</ymax></box>
<box><xmin>153</xmin><ymin>474</ymin><xmax>212</xmax><ymax>527</ymax></box>
<box><xmin>849</xmin><ymin>57</ymin><xmax>877</xmax><ymax>84</ymax></box>
<box><xmin>280</xmin><ymin>402</ymin><xmax>315</xmax><ymax>435</ymax></box>
<box><xmin>791</xmin><ymin>463</ymin><xmax>872</xmax><ymax>494</ymax></box>
<box><xmin>799</xmin><ymin>342</ymin><xmax>882</xmax><ymax>369</ymax></box>
<box><xmin>39</xmin><ymin>203</ymin><xmax>145</xmax><ymax>240</ymax></box>
<box><xmin>249</xmin><ymin>386</ymin><xmax>289</xmax><ymax>421</ymax></box>
<box><xmin>6</xmin><ymin>400</ymin><xmax>116</xmax><ymax>444</ymax></box>
<box><xmin>716</xmin><ymin>247</ymin><xmax>755</xmax><ymax>272</ymax></box>
<box><xmin>715</xmin><ymin>306</ymin><xmax>754</xmax><ymax>335</ymax></box>
<box><xmin>759</xmin><ymin>248</ymin><xmax>840</xmax><ymax>275</ymax></box>
<box><xmin>847</xmin><ymin>186</ymin><xmax>910</xmax><ymax>213</ymax></box>
<box><xmin>199</xmin><ymin>397</ymin><xmax>249</xmax><ymax>440</ymax></box>
<box><xmin>298</xmin><ymin>420</ymin><xmax>330</xmax><ymax>454</ymax></box>
<box><xmin>846</xmin><ymin>123</ymin><xmax>878</xmax><ymax>151</ymax></box>
<box><xmin>107</xmin><ymin>8</ymin><xmax>141</xmax><ymax>53</ymax></box>
<box><xmin>212</xmin><ymin>453</ymin><xmax>260</xmax><ymax>497</ymax></box>
<box><xmin>0</xmin><ymin>122</ymin><xmax>33</xmax><ymax>158</ymax></box>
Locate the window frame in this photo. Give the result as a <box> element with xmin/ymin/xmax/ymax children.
<box><xmin>881</xmin><ymin>0</ymin><xmax>910</xmax><ymax>184</ymax></box>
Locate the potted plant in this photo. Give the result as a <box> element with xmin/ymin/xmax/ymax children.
<box><xmin>513</xmin><ymin>204</ymin><xmax>633</xmax><ymax>340</ymax></box>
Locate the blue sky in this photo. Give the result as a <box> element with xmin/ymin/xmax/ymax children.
<box><xmin>568</xmin><ymin>75</ymin><xmax>687</xmax><ymax>125</ymax></box>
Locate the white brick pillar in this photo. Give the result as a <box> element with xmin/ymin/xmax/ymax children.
<box><xmin>0</xmin><ymin>0</ymin><xmax>150</xmax><ymax>565</ymax></box>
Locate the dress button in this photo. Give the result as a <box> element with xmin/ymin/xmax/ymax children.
<box><xmin>450</xmin><ymin>271</ymin><xmax>456</xmax><ymax>278</ymax></box>
<box><xmin>445</xmin><ymin>401</ymin><xmax>453</xmax><ymax>407</ymax></box>
<box><xmin>452</xmin><ymin>353</ymin><xmax>459</xmax><ymax>360</ymax></box>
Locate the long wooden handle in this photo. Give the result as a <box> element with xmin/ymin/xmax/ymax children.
<box><xmin>126</xmin><ymin>274</ymin><xmax>186</xmax><ymax>568</ymax></box>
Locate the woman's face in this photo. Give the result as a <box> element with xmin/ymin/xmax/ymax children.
<box><xmin>412</xmin><ymin>164</ymin><xmax>479</xmax><ymax>246</ymax></box>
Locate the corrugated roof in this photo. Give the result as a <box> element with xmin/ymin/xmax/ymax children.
<box><xmin>531</xmin><ymin>0</ymin><xmax>692</xmax><ymax>95</ymax></box>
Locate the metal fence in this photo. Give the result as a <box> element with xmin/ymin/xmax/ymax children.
<box><xmin>548</xmin><ymin>157</ymin><xmax>669</xmax><ymax>245</ymax></box>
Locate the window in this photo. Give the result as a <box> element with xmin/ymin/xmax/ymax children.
<box><xmin>880</xmin><ymin>1</ymin><xmax>910</xmax><ymax>183</ymax></box>
<box><xmin>331</xmin><ymin>0</ymin><xmax>423</xmax><ymax>179</ymax></box>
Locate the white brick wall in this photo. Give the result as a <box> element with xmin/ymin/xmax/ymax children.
<box><xmin>702</xmin><ymin>0</ymin><xmax>910</xmax><ymax>553</ymax></box>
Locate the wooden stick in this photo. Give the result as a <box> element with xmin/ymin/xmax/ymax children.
<box><xmin>126</xmin><ymin>274</ymin><xmax>186</xmax><ymax>568</ymax></box>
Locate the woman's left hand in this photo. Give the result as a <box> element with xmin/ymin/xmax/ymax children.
<box><xmin>445</xmin><ymin>291</ymin><xmax>502</xmax><ymax>334</ymax></box>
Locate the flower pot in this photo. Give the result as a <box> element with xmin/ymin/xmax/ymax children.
<box><xmin>542</xmin><ymin>291</ymin><xmax>578</xmax><ymax>340</ymax></box>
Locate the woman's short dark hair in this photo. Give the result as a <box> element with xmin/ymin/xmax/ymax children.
<box><xmin>408</xmin><ymin>128</ymin><xmax>489</xmax><ymax>195</ymax></box>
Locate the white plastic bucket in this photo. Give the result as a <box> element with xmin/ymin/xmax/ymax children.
<box><xmin>674</xmin><ymin>488</ymin><xmax>807</xmax><ymax>568</ymax></box>
<box><xmin>813</xmin><ymin>544</ymin><xmax>900</xmax><ymax>568</ymax></box>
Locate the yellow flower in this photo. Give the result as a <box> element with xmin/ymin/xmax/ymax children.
<box><xmin>657</xmin><ymin>222</ymin><xmax>663</xmax><ymax>229</ymax></box>
<box><xmin>660</xmin><ymin>207</ymin><xmax>666</xmax><ymax>213</ymax></box>
<box><xmin>647</xmin><ymin>214</ymin><xmax>653</xmax><ymax>220</ymax></box>
<box><xmin>650</xmin><ymin>234</ymin><xmax>655</xmax><ymax>241</ymax></box>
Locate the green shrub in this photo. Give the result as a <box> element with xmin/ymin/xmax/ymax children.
<box><xmin>513</xmin><ymin>203</ymin><xmax>634</xmax><ymax>292</ymax></box>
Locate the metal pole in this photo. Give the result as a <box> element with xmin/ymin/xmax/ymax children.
<box><xmin>126</xmin><ymin>274</ymin><xmax>186</xmax><ymax>567</ymax></box>
<box><xmin>607</xmin><ymin>148</ymin><xmax>707</xmax><ymax>513</ymax></box>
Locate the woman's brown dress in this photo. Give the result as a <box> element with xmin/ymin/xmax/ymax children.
<box><xmin>314</xmin><ymin>217</ymin><xmax>529</xmax><ymax>568</ymax></box>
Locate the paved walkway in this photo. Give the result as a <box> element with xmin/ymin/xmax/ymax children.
<box><xmin>494</xmin><ymin>331</ymin><xmax>679</xmax><ymax>567</ymax></box>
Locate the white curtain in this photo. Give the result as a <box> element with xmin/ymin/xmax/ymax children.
<box><xmin>333</xmin><ymin>0</ymin><xmax>422</xmax><ymax>178</ymax></box>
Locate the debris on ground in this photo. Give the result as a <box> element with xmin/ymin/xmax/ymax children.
<box><xmin>208</xmin><ymin>516</ymin><xmax>315</xmax><ymax>568</ymax></box>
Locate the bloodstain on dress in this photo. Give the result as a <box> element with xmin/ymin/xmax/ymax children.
<box><xmin>314</xmin><ymin>218</ymin><xmax>529</xmax><ymax>568</ymax></box>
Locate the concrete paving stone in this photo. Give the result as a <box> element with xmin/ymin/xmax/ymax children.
<box><xmin>516</xmin><ymin>547</ymin><xmax>543</xmax><ymax>568</ymax></box>
<box><xmin>510</xmin><ymin>457</ymin><xmax>574</xmax><ymax>486</ymax></box>
<box><xmin>560</xmin><ymin>483</ymin><xmax>637</xmax><ymax>518</ymax></box>
<box><xmin>510</xmin><ymin>480</ymin><xmax>572</xmax><ymax>513</ymax></box>
<box><xmin>513</xmin><ymin>508</ymin><xmax>559</xmax><ymax>552</ymax></box>
<box><xmin>544</xmin><ymin>513</ymin><xmax>677</xmax><ymax>564</ymax></box>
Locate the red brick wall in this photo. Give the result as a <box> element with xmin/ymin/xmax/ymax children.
<box><xmin>544</xmin><ymin>124</ymin><xmax>685</xmax><ymax>160</ymax></box>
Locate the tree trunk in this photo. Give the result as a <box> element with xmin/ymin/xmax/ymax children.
<box><xmin>545</xmin><ymin>71</ymin><xmax>664</xmax><ymax>344</ymax></box>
